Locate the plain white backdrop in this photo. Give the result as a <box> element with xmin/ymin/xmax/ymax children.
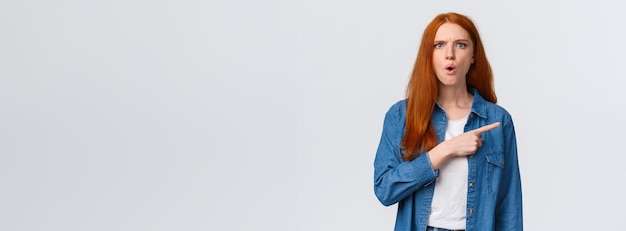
<box><xmin>1</xmin><ymin>0</ymin><xmax>625</xmax><ymax>230</ymax></box>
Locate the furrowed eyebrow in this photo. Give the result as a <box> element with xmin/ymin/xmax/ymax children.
<box><xmin>433</xmin><ymin>39</ymin><xmax>471</xmax><ymax>43</ymax></box>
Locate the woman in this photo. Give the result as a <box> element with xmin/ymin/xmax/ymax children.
<box><xmin>373</xmin><ymin>12</ymin><xmax>523</xmax><ymax>231</ymax></box>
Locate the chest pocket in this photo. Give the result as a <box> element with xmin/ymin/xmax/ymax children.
<box><xmin>485</xmin><ymin>151</ymin><xmax>504</xmax><ymax>194</ymax></box>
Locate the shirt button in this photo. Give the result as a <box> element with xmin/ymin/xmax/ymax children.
<box><xmin>469</xmin><ymin>182</ymin><xmax>474</xmax><ymax>188</ymax></box>
<box><xmin>469</xmin><ymin>209</ymin><xmax>474</xmax><ymax>214</ymax></box>
<box><xmin>502</xmin><ymin>160</ymin><xmax>505</xmax><ymax>165</ymax></box>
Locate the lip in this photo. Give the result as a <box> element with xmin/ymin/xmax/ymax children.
<box><xmin>445</xmin><ymin>64</ymin><xmax>456</xmax><ymax>75</ymax></box>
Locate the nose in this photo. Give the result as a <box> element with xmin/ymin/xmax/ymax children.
<box><xmin>445</xmin><ymin>45</ymin><xmax>455</xmax><ymax>60</ymax></box>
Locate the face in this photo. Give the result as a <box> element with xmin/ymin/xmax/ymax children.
<box><xmin>432</xmin><ymin>22</ymin><xmax>474</xmax><ymax>87</ymax></box>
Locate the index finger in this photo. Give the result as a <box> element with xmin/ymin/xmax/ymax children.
<box><xmin>472</xmin><ymin>122</ymin><xmax>500</xmax><ymax>135</ymax></box>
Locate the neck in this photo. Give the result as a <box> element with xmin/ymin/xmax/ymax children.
<box><xmin>437</xmin><ymin>85</ymin><xmax>472</xmax><ymax>108</ymax></box>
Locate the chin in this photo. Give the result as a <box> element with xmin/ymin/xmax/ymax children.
<box><xmin>438</xmin><ymin>80</ymin><xmax>465</xmax><ymax>87</ymax></box>
<box><xmin>437</xmin><ymin>78</ymin><xmax>458</xmax><ymax>85</ymax></box>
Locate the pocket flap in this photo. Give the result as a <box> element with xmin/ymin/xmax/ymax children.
<box><xmin>485</xmin><ymin>151</ymin><xmax>504</xmax><ymax>168</ymax></box>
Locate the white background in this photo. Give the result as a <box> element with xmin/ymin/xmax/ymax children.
<box><xmin>1</xmin><ymin>0</ymin><xmax>625</xmax><ymax>230</ymax></box>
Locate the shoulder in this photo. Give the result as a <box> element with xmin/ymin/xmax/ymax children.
<box><xmin>485</xmin><ymin>101</ymin><xmax>511</xmax><ymax>116</ymax></box>
<box><xmin>385</xmin><ymin>99</ymin><xmax>407</xmax><ymax>118</ymax></box>
<box><xmin>472</xmin><ymin>90</ymin><xmax>513</xmax><ymax>123</ymax></box>
<box><xmin>388</xmin><ymin>99</ymin><xmax>407</xmax><ymax>112</ymax></box>
<box><xmin>382</xmin><ymin>99</ymin><xmax>407</xmax><ymax>127</ymax></box>
<box><xmin>484</xmin><ymin>101</ymin><xmax>514</xmax><ymax>125</ymax></box>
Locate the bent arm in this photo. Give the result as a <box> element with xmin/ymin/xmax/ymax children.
<box><xmin>373</xmin><ymin>106</ymin><xmax>438</xmax><ymax>206</ymax></box>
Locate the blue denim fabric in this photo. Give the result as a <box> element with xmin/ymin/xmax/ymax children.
<box><xmin>374</xmin><ymin>89</ymin><xmax>523</xmax><ymax>231</ymax></box>
<box><xmin>426</xmin><ymin>226</ymin><xmax>463</xmax><ymax>231</ymax></box>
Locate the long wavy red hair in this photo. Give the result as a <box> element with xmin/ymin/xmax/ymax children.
<box><xmin>402</xmin><ymin>12</ymin><xmax>497</xmax><ymax>160</ymax></box>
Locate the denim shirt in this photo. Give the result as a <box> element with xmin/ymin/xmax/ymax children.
<box><xmin>373</xmin><ymin>90</ymin><xmax>523</xmax><ymax>231</ymax></box>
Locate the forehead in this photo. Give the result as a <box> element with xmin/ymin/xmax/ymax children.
<box><xmin>434</xmin><ymin>22</ymin><xmax>471</xmax><ymax>41</ymax></box>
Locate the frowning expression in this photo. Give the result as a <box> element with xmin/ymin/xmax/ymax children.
<box><xmin>432</xmin><ymin>22</ymin><xmax>474</xmax><ymax>87</ymax></box>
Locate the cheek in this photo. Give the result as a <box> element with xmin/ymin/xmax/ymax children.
<box><xmin>460</xmin><ymin>53</ymin><xmax>474</xmax><ymax>65</ymax></box>
<box><xmin>432</xmin><ymin>51</ymin><xmax>446</xmax><ymax>63</ymax></box>
<box><xmin>431</xmin><ymin>51</ymin><xmax>440</xmax><ymax>60</ymax></box>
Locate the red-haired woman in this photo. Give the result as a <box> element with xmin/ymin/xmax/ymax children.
<box><xmin>374</xmin><ymin>12</ymin><xmax>523</xmax><ymax>231</ymax></box>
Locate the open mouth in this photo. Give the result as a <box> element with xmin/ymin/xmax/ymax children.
<box><xmin>445</xmin><ymin>65</ymin><xmax>456</xmax><ymax>74</ymax></box>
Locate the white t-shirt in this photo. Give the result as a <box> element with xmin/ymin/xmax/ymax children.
<box><xmin>428</xmin><ymin>115</ymin><xmax>469</xmax><ymax>230</ymax></box>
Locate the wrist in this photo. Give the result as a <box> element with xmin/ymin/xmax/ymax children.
<box><xmin>428</xmin><ymin>144</ymin><xmax>450</xmax><ymax>170</ymax></box>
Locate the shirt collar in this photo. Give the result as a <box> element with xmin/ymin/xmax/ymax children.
<box><xmin>433</xmin><ymin>88</ymin><xmax>489</xmax><ymax>119</ymax></box>
<box><xmin>469</xmin><ymin>88</ymin><xmax>488</xmax><ymax>119</ymax></box>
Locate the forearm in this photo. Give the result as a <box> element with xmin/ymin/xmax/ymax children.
<box><xmin>374</xmin><ymin>153</ymin><xmax>438</xmax><ymax>206</ymax></box>
<box><xmin>427</xmin><ymin>143</ymin><xmax>451</xmax><ymax>170</ymax></box>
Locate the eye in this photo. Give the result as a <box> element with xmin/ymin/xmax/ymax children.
<box><xmin>456</xmin><ymin>43</ymin><xmax>467</xmax><ymax>48</ymax></box>
<box><xmin>434</xmin><ymin>43</ymin><xmax>443</xmax><ymax>48</ymax></box>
